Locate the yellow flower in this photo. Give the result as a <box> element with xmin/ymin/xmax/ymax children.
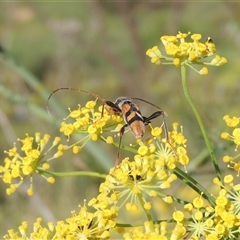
<box><xmin>215</xmin><ymin>223</ymin><xmax>225</xmax><ymax>235</ymax></box>
<box><xmin>151</xmin><ymin>127</ymin><xmax>162</xmax><ymax>137</ymax></box>
<box><xmin>137</xmin><ymin>145</ymin><xmax>149</xmax><ymax>156</ymax></box>
<box><xmin>173</xmin><ymin>210</ymin><xmax>185</xmax><ymax>222</ymax></box>
<box><xmin>0</xmin><ymin>133</ymin><xmax>62</xmax><ymax>195</ymax></box>
<box><xmin>216</xmin><ymin>196</ymin><xmax>228</xmax><ymax>207</ymax></box>
<box><xmin>194</xmin><ymin>211</ymin><xmax>203</xmax><ymax>221</ymax></box>
<box><xmin>60</xmin><ymin>122</ymin><xmax>75</xmax><ymax>139</ymax></box>
<box><xmin>224</xmin><ymin>174</ymin><xmax>234</xmax><ymax>184</ymax></box>
<box><xmin>193</xmin><ymin>197</ymin><xmax>205</xmax><ymax>209</ymax></box>
<box><xmin>3</xmin><ymin>203</ymin><xmax>116</xmax><ymax>239</ymax></box>
<box><xmin>93</xmin><ymin>155</ymin><xmax>178</xmax><ymax>212</ymax></box>
<box><xmin>59</xmin><ymin>100</ymin><xmax>124</xmax><ymax>154</ymax></box>
<box><xmin>146</xmin><ymin>31</ymin><xmax>227</xmax><ymax>75</ymax></box>
<box><xmin>199</xmin><ymin>67</ymin><xmax>208</xmax><ymax>75</ymax></box>
<box><xmin>123</xmin><ymin>221</ymin><xmax>171</xmax><ymax>239</ymax></box>
<box><xmin>72</xmin><ymin>145</ymin><xmax>81</xmax><ymax>154</ymax></box>
<box><xmin>223</xmin><ymin>115</ymin><xmax>240</xmax><ymax>128</ymax></box>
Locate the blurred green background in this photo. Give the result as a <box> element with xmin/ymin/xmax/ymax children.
<box><xmin>0</xmin><ymin>1</ymin><xmax>239</xmax><ymax>236</ymax></box>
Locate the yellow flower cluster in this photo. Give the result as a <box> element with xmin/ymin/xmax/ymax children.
<box><xmin>221</xmin><ymin>115</ymin><xmax>240</xmax><ymax>175</ymax></box>
<box><xmin>88</xmin><ymin>123</ymin><xmax>188</xmax><ymax>214</ymax></box>
<box><xmin>123</xmin><ymin>221</ymin><xmax>186</xmax><ymax>240</ymax></box>
<box><xmin>3</xmin><ymin>203</ymin><xmax>116</xmax><ymax>239</ymax></box>
<box><xmin>146</xmin><ymin>31</ymin><xmax>227</xmax><ymax>75</ymax></box>
<box><xmin>0</xmin><ymin>133</ymin><xmax>62</xmax><ymax>195</ymax></box>
<box><xmin>60</xmin><ymin>100</ymin><xmax>122</xmax><ymax>152</ymax></box>
<box><xmin>2</xmin><ymin>129</ymin><xmax>188</xmax><ymax>239</ymax></box>
<box><xmin>170</xmin><ymin>174</ymin><xmax>240</xmax><ymax>239</ymax></box>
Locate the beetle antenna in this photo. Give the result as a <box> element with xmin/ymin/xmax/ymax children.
<box><xmin>47</xmin><ymin>87</ymin><xmax>106</xmax><ymax>116</ymax></box>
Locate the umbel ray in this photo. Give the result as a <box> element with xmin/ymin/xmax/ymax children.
<box><xmin>47</xmin><ymin>87</ymin><xmax>172</xmax><ymax>166</ymax></box>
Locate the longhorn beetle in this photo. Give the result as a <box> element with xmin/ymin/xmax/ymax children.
<box><xmin>47</xmin><ymin>87</ymin><xmax>172</xmax><ymax>166</ymax></box>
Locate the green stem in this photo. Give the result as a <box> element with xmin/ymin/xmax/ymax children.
<box><xmin>38</xmin><ymin>169</ymin><xmax>108</xmax><ymax>179</ymax></box>
<box><xmin>137</xmin><ymin>193</ymin><xmax>154</xmax><ymax>229</ymax></box>
<box><xmin>181</xmin><ymin>65</ymin><xmax>222</xmax><ymax>181</ymax></box>
<box><xmin>173</xmin><ymin>167</ymin><xmax>215</xmax><ymax>206</ymax></box>
<box><xmin>115</xmin><ymin>218</ymin><xmax>175</xmax><ymax>228</ymax></box>
<box><xmin>156</xmin><ymin>191</ymin><xmax>190</xmax><ymax>206</ymax></box>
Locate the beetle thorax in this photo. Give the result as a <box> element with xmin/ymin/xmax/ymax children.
<box><xmin>114</xmin><ymin>97</ymin><xmax>132</xmax><ymax>109</ymax></box>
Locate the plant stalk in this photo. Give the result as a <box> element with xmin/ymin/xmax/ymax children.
<box><xmin>181</xmin><ymin>65</ymin><xmax>222</xmax><ymax>181</ymax></box>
